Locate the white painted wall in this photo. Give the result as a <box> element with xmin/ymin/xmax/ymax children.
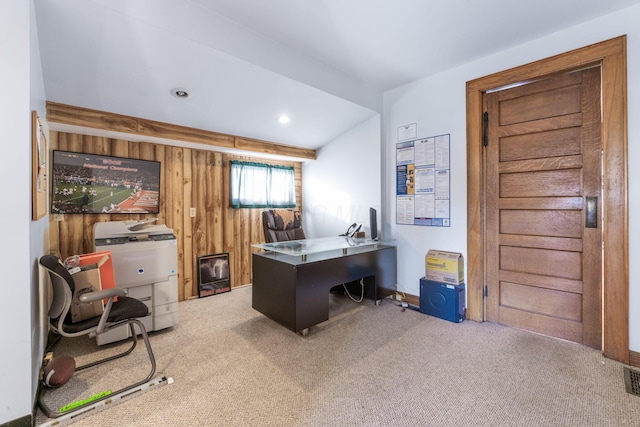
<box><xmin>0</xmin><ymin>0</ymin><xmax>40</xmax><ymax>423</ymax></box>
<box><xmin>383</xmin><ymin>5</ymin><xmax>640</xmax><ymax>351</ymax></box>
<box><xmin>0</xmin><ymin>1</ymin><xmax>48</xmax><ymax>423</ymax></box>
<box><xmin>303</xmin><ymin>115</ymin><xmax>381</xmax><ymax>239</ymax></box>
<box><xmin>29</xmin><ymin>0</ymin><xmax>50</xmax><ymax>414</ymax></box>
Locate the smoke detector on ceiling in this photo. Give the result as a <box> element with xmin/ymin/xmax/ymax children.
<box><xmin>170</xmin><ymin>88</ymin><xmax>190</xmax><ymax>98</ymax></box>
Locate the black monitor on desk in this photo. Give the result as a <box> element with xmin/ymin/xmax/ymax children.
<box><xmin>370</xmin><ymin>207</ymin><xmax>378</xmax><ymax>241</ymax></box>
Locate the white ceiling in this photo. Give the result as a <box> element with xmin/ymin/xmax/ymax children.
<box><xmin>34</xmin><ymin>0</ymin><xmax>640</xmax><ymax>153</ymax></box>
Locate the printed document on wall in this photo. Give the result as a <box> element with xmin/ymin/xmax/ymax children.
<box><xmin>395</xmin><ymin>133</ymin><xmax>451</xmax><ymax>227</ymax></box>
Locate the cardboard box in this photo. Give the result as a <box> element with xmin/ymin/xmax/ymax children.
<box><xmin>69</xmin><ymin>252</ymin><xmax>114</xmax><ymax>323</ymax></box>
<box><xmin>425</xmin><ymin>250</ymin><xmax>464</xmax><ymax>285</ymax></box>
<box><xmin>77</xmin><ymin>251</ymin><xmax>116</xmax><ymax>290</ymax></box>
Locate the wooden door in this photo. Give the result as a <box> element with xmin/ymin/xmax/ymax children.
<box><xmin>485</xmin><ymin>68</ymin><xmax>602</xmax><ymax>348</ymax></box>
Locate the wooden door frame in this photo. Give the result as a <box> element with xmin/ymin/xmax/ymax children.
<box><xmin>466</xmin><ymin>36</ymin><xmax>628</xmax><ymax>363</ymax></box>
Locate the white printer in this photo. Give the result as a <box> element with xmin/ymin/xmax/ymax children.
<box><xmin>93</xmin><ymin>219</ymin><xmax>179</xmax><ymax>345</ymax></box>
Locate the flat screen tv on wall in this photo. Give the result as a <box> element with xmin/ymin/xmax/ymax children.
<box><xmin>51</xmin><ymin>150</ymin><xmax>161</xmax><ymax>214</ymax></box>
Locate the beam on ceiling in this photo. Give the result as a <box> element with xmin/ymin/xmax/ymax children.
<box><xmin>46</xmin><ymin>102</ymin><xmax>316</xmax><ymax>160</ymax></box>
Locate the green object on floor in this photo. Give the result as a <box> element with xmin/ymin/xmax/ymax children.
<box><xmin>60</xmin><ymin>390</ymin><xmax>111</xmax><ymax>412</ymax></box>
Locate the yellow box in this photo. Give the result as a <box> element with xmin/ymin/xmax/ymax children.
<box><xmin>425</xmin><ymin>250</ymin><xmax>464</xmax><ymax>285</ymax></box>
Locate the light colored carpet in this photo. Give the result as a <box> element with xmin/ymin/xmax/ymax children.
<box><xmin>37</xmin><ymin>285</ymin><xmax>640</xmax><ymax>426</ymax></box>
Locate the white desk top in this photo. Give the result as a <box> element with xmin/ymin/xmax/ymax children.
<box><xmin>253</xmin><ymin>236</ymin><xmax>382</xmax><ymax>257</ymax></box>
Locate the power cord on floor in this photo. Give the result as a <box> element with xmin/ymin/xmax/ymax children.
<box><xmin>384</xmin><ymin>294</ymin><xmax>420</xmax><ymax>312</ymax></box>
<box><xmin>384</xmin><ymin>295</ymin><xmax>406</xmax><ymax>307</ymax></box>
<box><xmin>343</xmin><ymin>278</ymin><xmax>364</xmax><ymax>303</ymax></box>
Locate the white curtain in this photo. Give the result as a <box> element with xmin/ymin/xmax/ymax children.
<box><xmin>230</xmin><ymin>161</ymin><xmax>296</xmax><ymax>208</ymax></box>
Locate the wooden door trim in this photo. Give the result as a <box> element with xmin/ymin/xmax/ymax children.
<box><xmin>466</xmin><ymin>36</ymin><xmax>628</xmax><ymax>363</ymax></box>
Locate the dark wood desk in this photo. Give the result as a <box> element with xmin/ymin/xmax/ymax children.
<box><xmin>252</xmin><ymin>238</ymin><xmax>396</xmax><ymax>335</ymax></box>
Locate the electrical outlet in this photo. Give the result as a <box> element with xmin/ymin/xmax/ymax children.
<box><xmin>54</xmin><ymin>214</ymin><xmax>64</xmax><ymax>222</ymax></box>
<box><xmin>395</xmin><ymin>293</ymin><xmax>403</xmax><ymax>301</ymax></box>
<box><xmin>189</xmin><ymin>207</ymin><xmax>196</xmax><ymax>218</ymax></box>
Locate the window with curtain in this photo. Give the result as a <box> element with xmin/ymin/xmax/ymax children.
<box><xmin>230</xmin><ymin>160</ymin><xmax>296</xmax><ymax>208</ymax></box>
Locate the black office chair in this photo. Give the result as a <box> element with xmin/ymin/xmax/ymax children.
<box><xmin>38</xmin><ymin>254</ymin><xmax>156</xmax><ymax>418</ymax></box>
<box><xmin>262</xmin><ymin>209</ymin><xmax>305</xmax><ymax>243</ymax></box>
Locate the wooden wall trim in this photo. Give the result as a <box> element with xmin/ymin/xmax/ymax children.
<box><xmin>46</xmin><ymin>102</ymin><xmax>316</xmax><ymax>160</ymax></box>
<box><xmin>630</xmin><ymin>350</ymin><xmax>640</xmax><ymax>368</ymax></box>
<box><xmin>466</xmin><ymin>36</ymin><xmax>628</xmax><ymax>363</ymax></box>
<box><xmin>235</xmin><ymin>136</ymin><xmax>316</xmax><ymax>160</ymax></box>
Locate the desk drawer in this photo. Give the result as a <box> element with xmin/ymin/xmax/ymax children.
<box><xmin>154</xmin><ymin>276</ymin><xmax>179</xmax><ymax>305</ymax></box>
<box><xmin>154</xmin><ymin>310</ymin><xmax>178</xmax><ymax>330</ymax></box>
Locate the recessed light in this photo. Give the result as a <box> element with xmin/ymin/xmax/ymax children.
<box><xmin>278</xmin><ymin>115</ymin><xmax>290</xmax><ymax>124</ymax></box>
<box><xmin>170</xmin><ymin>88</ymin><xmax>190</xmax><ymax>98</ymax></box>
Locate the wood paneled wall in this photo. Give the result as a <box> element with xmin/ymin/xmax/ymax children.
<box><xmin>49</xmin><ymin>131</ymin><xmax>302</xmax><ymax>301</ymax></box>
